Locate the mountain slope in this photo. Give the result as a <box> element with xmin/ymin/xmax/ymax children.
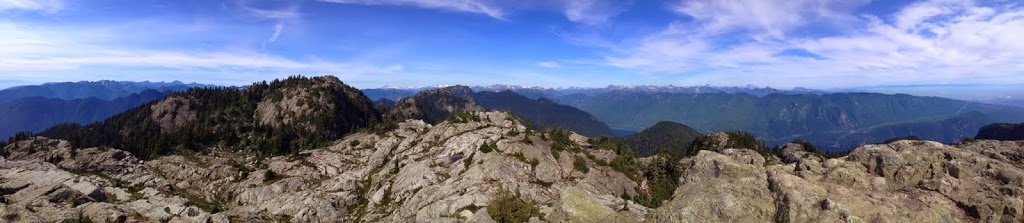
<box><xmin>384</xmin><ymin>86</ymin><xmax>483</xmax><ymax>124</ymax></box>
<box><xmin>976</xmin><ymin>123</ymin><xmax>1024</xmax><ymax>140</ymax></box>
<box><xmin>615</xmin><ymin>121</ymin><xmax>701</xmax><ymax>157</ymax></box>
<box><xmin>0</xmin><ymin>80</ymin><xmax>212</xmax><ymax>103</ymax></box>
<box><xmin>38</xmin><ymin>76</ymin><xmax>380</xmax><ymax>159</ymax></box>
<box><xmin>474</xmin><ymin>90</ymin><xmax>613</xmax><ymax>137</ymax></box>
<box><xmin>556</xmin><ymin>91</ymin><xmax>1024</xmax><ymax>150</ymax></box>
<box><xmin>0</xmin><ymin>89</ymin><xmax>171</xmax><ymax>139</ymax></box>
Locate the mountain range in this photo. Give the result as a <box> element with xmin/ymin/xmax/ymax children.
<box><xmin>3</xmin><ymin>77</ymin><xmax>1023</xmax><ymax>153</ymax></box>
<box><xmin>0</xmin><ymin>89</ymin><xmax>173</xmax><ymax>139</ymax></box>
<box><xmin>0</xmin><ymin>81</ymin><xmax>213</xmax><ymax>139</ymax></box>
<box><xmin>2</xmin><ymin>76</ymin><xmax>1023</xmax><ymax>222</ymax></box>
<box><xmin>37</xmin><ymin>76</ymin><xmax>380</xmax><ymax>159</ymax></box>
<box><xmin>0</xmin><ymin>80</ymin><xmax>213</xmax><ymax>103</ymax></box>
<box><xmin>554</xmin><ymin>91</ymin><xmax>1024</xmax><ymax>150</ymax></box>
<box><xmin>361</xmin><ymin>84</ymin><xmax>826</xmax><ymax>101</ymax></box>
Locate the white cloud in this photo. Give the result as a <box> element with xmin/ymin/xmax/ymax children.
<box><xmin>537</xmin><ymin>61</ymin><xmax>563</xmax><ymax>68</ymax></box>
<box><xmin>321</xmin><ymin>0</ymin><xmax>505</xmax><ymax>18</ymax></box>
<box><xmin>317</xmin><ymin>0</ymin><xmax>629</xmax><ymax>25</ymax></box>
<box><xmin>673</xmin><ymin>0</ymin><xmax>868</xmax><ymax>38</ymax></box>
<box><xmin>0</xmin><ymin>21</ymin><xmax>403</xmax><ymax>85</ymax></box>
<box><xmin>236</xmin><ymin>0</ymin><xmax>301</xmax><ymax>47</ymax></box>
<box><xmin>0</xmin><ymin>0</ymin><xmax>63</xmax><ymax>13</ymax></box>
<box><xmin>603</xmin><ymin>0</ymin><xmax>1024</xmax><ymax>88</ymax></box>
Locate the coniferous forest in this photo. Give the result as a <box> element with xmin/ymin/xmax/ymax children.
<box><xmin>37</xmin><ymin>76</ymin><xmax>380</xmax><ymax>159</ymax></box>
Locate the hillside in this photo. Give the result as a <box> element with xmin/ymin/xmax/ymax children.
<box><xmin>556</xmin><ymin>91</ymin><xmax>1024</xmax><ymax>150</ymax></box>
<box><xmin>385</xmin><ymin>86</ymin><xmax>613</xmax><ymax>137</ymax></box>
<box><xmin>0</xmin><ymin>80</ymin><xmax>212</xmax><ymax>103</ymax></box>
<box><xmin>0</xmin><ymin>89</ymin><xmax>172</xmax><ymax>139</ymax></box>
<box><xmin>3</xmin><ymin>111</ymin><xmax>1023</xmax><ymax>222</ymax></box>
<box><xmin>38</xmin><ymin>76</ymin><xmax>380</xmax><ymax>159</ymax></box>
<box><xmin>474</xmin><ymin>90</ymin><xmax>613</xmax><ymax>137</ymax></box>
<box><xmin>615</xmin><ymin>121</ymin><xmax>701</xmax><ymax>157</ymax></box>
<box><xmin>976</xmin><ymin>123</ymin><xmax>1024</xmax><ymax>140</ymax></box>
<box><xmin>384</xmin><ymin>86</ymin><xmax>484</xmax><ymax>124</ymax></box>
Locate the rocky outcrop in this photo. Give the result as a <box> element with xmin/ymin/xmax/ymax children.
<box><xmin>385</xmin><ymin>86</ymin><xmax>484</xmax><ymax>124</ymax></box>
<box><xmin>6</xmin><ymin>110</ymin><xmax>1024</xmax><ymax>222</ymax></box>
<box><xmin>650</xmin><ymin>139</ymin><xmax>1024</xmax><ymax>223</ymax></box>
<box><xmin>2</xmin><ymin>111</ymin><xmax>645</xmax><ymax>222</ymax></box>
<box><xmin>149</xmin><ymin>96</ymin><xmax>196</xmax><ymax>133</ymax></box>
<box><xmin>0</xmin><ymin>137</ymin><xmax>207</xmax><ymax>223</ymax></box>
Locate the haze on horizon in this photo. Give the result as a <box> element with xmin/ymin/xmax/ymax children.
<box><xmin>1</xmin><ymin>0</ymin><xmax>1022</xmax><ymax>89</ymax></box>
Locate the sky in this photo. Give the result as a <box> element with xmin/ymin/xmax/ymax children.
<box><xmin>0</xmin><ymin>0</ymin><xmax>1022</xmax><ymax>89</ymax></box>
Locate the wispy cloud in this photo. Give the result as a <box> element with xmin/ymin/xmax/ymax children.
<box><xmin>602</xmin><ymin>0</ymin><xmax>1024</xmax><ymax>88</ymax></box>
<box><xmin>236</xmin><ymin>0</ymin><xmax>302</xmax><ymax>47</ymax></box>
<box><xmin>0</xmin><ymin>0</ymin><xmax>63</xmax><ymax>13</ymax></box>
<box><xmin>320</xmin><ymin>0</ymin><xmax>505</xmax><ymax>19</ymax></box>
<box><xmin>0</xmin><ymin>19</ymin><xmax>403</xmax><ymax>85</ymax></box>
<box><xmin>317</xmin><ymin>0</ymin><xmax>630</xmax><ymax>25</ymax></box>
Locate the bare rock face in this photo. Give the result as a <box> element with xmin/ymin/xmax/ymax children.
<box><xmin>650</xmin><ymin>139</ymin><xmax>1024</xmax><ymax>223</ymax></box>
<box><xmin>0</xmin><ymin>138</ymin><xmax>207</xmax><ymax>223</ymax></box>
<box><xmin>254</xmin><ymin>75</ymin><xmax>380</xmax><ymax>137</ymax></box>
<box><xmin>649</xmin><ymin>150</ymin><xmax>775</xmax><ymax>222</ymax></box>
<box><xmin>6</xmin><ymin>110</ymin><xmax>1024</xmax><ymax>222</ymax></box>
<box><xmin>149</xmin><ymin>96</ymin><xmax>196</xmax><ymax>133</ymax></box>
<box><xmin>385</xmin><ymin>86</ymin><xmax>485</xmax><ymax>124</ymax></box>
<box><xmin>1</xmin><ymin>111</ymin><xmax>645</xmax><ymax>222</ymax></box>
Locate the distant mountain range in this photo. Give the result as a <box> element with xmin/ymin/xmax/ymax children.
<box><xmin>0</xmin><ymin>90</ymin><xmax>172</xmax><ymax>139</ymax></box>
<box><xmin>555</xmin><ymin>91</ymin><xmax>1024</xmax><ymax>151</ymax></box>
<box><xmin>0</xmin><ymin>80</ymin><xmax>214</xmax><ymax>103</ymax></box>
<box><xmin>5</xmin><ymin>77</ymin><xmax>1023</xmax><ymax>154</ymax></box>
<box><xmin>362</xmin><ymin>84</ymin><xmax>825</xmax><ymax>101</ymax></box>
<box><xmin>0</xmin><ymin>80</ymin><xmax>214</xmax><ymax>139</ymax></box>
<box><xmin>836</xmin><ymin>84</ymin><xmax>1024</xmax><ymax>104</ymax></box>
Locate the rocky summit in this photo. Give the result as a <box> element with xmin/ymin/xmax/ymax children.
<box><xmin>2</xmin><ymin>111</ymin><xmax>1024</xmax><ymax>222</ymax></box>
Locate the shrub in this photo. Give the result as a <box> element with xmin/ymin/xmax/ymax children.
<box><xmin>263</xmin><ymin>170</ymin><xmax>282</xmax><ymax>184</ymax></box>
<box><xmin>792</xmin><ymin>139</ymin><xmax>848</xmax><ymax>159</ymax></box>
<box><xmin>479</xmin><ymin>141</ymin><xmax>495</xmax><ymax>153</ymax></box>
<box><xmin>573</xmin><ymin>156</ymin><xmax>589</xmax><ymax>174</ymax></box>
<box><xmin>634</xmin><ymin>152</ymin><xmax>679</xmax><ymax>208</ymax></box>
<box><xmin>488</xmin><ymin>189</ymin><xmax>542</xmax><ymax>223</ymax></box>
<box><xmin>446</xmin><ymin>112</ymin><xmax>478</xmax><ymax>124</ymax></box>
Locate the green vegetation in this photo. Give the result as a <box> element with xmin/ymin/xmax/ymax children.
<box><xmin>0</xmin><ymin>131</ymin><xmax>33</xmax><ymax>156</ymax></box>
<box><xmin>788</xmin><ymin>139</ymin><xmax>849</xmax><ymax>159</ymax></box>
<box><xmin>563</xmin><ymin>91</ymin><xmax>1024</xmax><ymax>150</ymax></box>
<box><xmin>487</xmin><ymin>189</ymin><xmax>543</xmax><ymax>223</ymax></box>
<box><xmin>37</xmin><ymin>76</ymin><xmax>380</xmax><ymax>160</ymax></box>
<box><xmin>548</xmin><ymin>128</ymin><xmax>580</xmax><ymax>159</ymax></box>
<box><xmin>463</xmin><ymin>153</ymin><xmax>474</xmax><ymax>170</ymax></box>
<box><xmin>587</xmin><ymin>136</ymin><xmax>619</xmax><ymax>150</ymax></box>
<box><xmin>473</xmin><ymin>91</ymin><xmax>614</xmax><ymax>137</ymax></box>
<box><xmin>573</xmin><ymin>156</ymin><xmax>589</xmax><ymax>174</ymax></box>
<box><xmin>634</xmin><ymin>152</ymin><xmax>680</xmax><ymax>208</ymax></box>
<box><xmin>688</xmin><ymin>132</ymin><xmax>770</xmax><ymax>157</ymax></box>
<box><xmin>478</xmin><ymin>141</ymin><xmax>496</xmax><ymax>153</ymax></box>
<box><xmin>263</xmin><ymin>170</ymin><xmax>283</xmax><ymax>184</ymax></box>
<box><xmin>446</xmin><ymin>111</ymin><xmax>479</xmax><ymax>124</ymax></box>
<box><xmin>616</xmin><ymin>121</ymin><xmax>702</xmax><ymax>157</ymax></box>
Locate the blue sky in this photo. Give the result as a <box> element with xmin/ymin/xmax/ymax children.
<box><xmin>0</xmin><ymin>0</ymin><xmax>1022</xmax><ymax>89</ymax></box>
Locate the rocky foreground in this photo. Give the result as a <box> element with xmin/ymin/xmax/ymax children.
<box><xmin>1</xmin><ymin>111</ymin><xmax>1023</xmax><ymax>222</ymax></box>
